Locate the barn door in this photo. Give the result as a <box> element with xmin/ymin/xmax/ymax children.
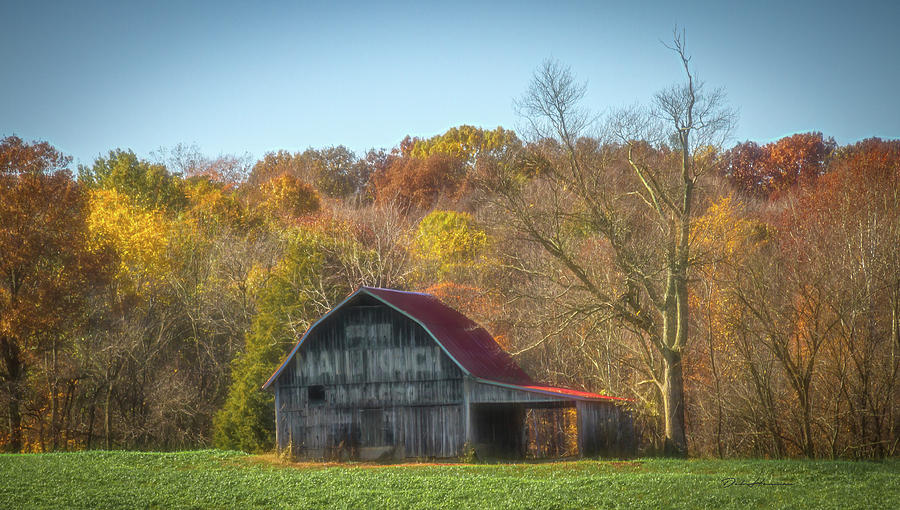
<box><xmin>360</xmin><ymin>408</ymin><xmax>392</xmax><ymax>446</ymax></box>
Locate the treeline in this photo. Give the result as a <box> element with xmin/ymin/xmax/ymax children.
<box><xmin>0</xmin><ymin>129</ymin><xmax>514</xmax><ymax>454</ymax></box>
<box><xmin>2</xmin><ymin>94</ymin><xmax>899</xmax><ymax>458</ymax></box>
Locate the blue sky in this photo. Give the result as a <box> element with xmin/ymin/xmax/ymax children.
<box><xmin>2</xmin><ymin>0</ymin><xmax>898</xmax><ymax>167</ymax></box>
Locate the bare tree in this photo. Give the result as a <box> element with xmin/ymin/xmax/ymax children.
<box><xmin>325</xmin><ymin>200</ymin><xmax>416</xmax><ymax>289</ymax></box>
<box><xmin>154</xmin><ymin>143</ymin><xmax>252</xmax><ymax>184</ymax></box>
<box><xmin>480</xmin><ymin>31</ymin><xmax>735</xmax><ymax>455</ymax></box>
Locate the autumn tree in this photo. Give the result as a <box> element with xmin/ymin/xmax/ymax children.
<box><xmin>684</xmin><ymin>195</ymin><xmax>763</xmax><ymax>457</ymax></box>
<box><xmin>686</xmin><ymin>138</ymin><xmax>899</xmax><ymax>458</ymax></box>
<box><xmin>248</xmin><ymin>146</ymin><xmax>368</xmax><ymax>199</ymax></box>
<box><xmin>313</xmin><ymin>145</ymin><xmax>368</xmax><ymax>198</ymax></box>
<box><xmin>407</xmin><ymin>125</ymin><xmax>520</xmax><ymax>166</ymax></box>
<box><xmin>767</xmin><ymin>132</ymin><xmax>835</xmax><ymax>192</ymax></box>
<box><xmin>82</xmin><ymin>182</ymin><xmax>179</xmax><ymax>448</ymax></box>
<box><xmin>480</xmin><ymin>33</ymin><xmax>735</xmax><ymax>455</ymax></box>
<box><xmin>723</xmin><ymin>132</ymin><xmax>835</xmax><ymax>198</ymax></box>
<box><xmin>79</xmin><ymin>149</ymin><xmax>187</xmax><ymax>212</ymax></box>
<box><xmin>183</xmin><ymin>175</ymin><xmax>255</xmax><ymax>234</ymax></box>
<box><xmin>74</xmin><ymin>150</ymin><xmax>279</xmax><ymax>450</ymax></box>
<box><xmin>247</xmin><ymin>150</ymin><xmax>299</xmax><ymax>186</ymax></box>
<box><xmin>372</xmin><ymin>153</ymin><xmax>467</xmax><ymax>212</ymax></box>
<box><xmin>0</xmin><ymin>136</ymin><xmax>111</xmax><ymax>452</ymax></box>
<box><xmin>328</xmin><ymin>201</ymin><xmax>415</xmax><ymax>289</ymax></box>
<box><xmin>785</xmin><ymin>138</ymin><xmax>900</xmax><ymax>457</ymax></box>
<box><xmin>729</xmin><ymin>230</ymin><xmax>838</xmax><ymax>457</ymax></box>
<box><xmin>377</xmin><ymin>126</ymin><xmax>522</xmax><ymax>212</ymax></box>
<box><xmin>412</xmin><ymin>210</ymin><xmax>488</xmax><ymax>281</ymax></box>
<box><xmin>259</xmin><ymin>173</ymin><xmax>321</xmax><ymax>221</ymax></box>
<box><xmin>721</xmin><ymin>141</ymin><xmax>768</xmax><ymax>196</ymax></box>
<box><xmin>87</xmin><ymin>188</ymin><xmax>173</xmax><ymax>291</ymax></box>
<box><xmin>72</xmin><ymin>145</ymin><xmax>265</xmax><ymax>450</ymax></box>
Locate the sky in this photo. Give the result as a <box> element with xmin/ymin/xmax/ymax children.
<box><xmin>2</xmin><ymin>0</ymin><xmax>898</xmax><ymax>167</ymax></box>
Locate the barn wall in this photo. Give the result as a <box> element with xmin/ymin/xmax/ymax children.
<box><xmin>274</xmin><ymin>301</ymin><xmax>466</xmax><ymax>459</ymax></box>
<box><xmin>468</xmin><ymin>381</ymin><xmax>570</xmax><ymax>405</ymax></box>
<box><xmin>576</xmin><ymin>401</ymin><xmax>636</xmax><ymax>457</ymax></box>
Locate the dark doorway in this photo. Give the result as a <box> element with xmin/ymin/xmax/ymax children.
<box><xmin>472</xmin><ymin>404</ymin><xmax>525</xmax><ymax>458</ymax></box>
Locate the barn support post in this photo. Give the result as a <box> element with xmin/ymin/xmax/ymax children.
<box><xmin>514</xmin><ymin>404</ymin><xmax>527</xmax><ymax>458</ymax></box>
<box><xmin>576</xmin><ymin>401</ymin><xmax>585</xmax><ymax>457</ymax></box>
<box><xmin>274</xmin><ymin>387</ymin><xmax>282</xmax><ymax>453</ymax></box>
<box><xmin>463</xmin><ymin>376</ymin><xmax>474</xmax><ymax>448</ymax></box>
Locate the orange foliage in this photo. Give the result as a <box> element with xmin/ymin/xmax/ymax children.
<box><xmin>423</xmin><ymin>283</ymin><xmax>509</xmax><ymax>350</ymax></box>
<box><xmin>822</xmin><ymin>138</ymin><xmax>900</xmax><ymax>196</ymax></box>
<box><xmin>372</xmin><ymin>153</ymin><xmax>466</xmax><ymax>212</ymax></box>
<box><xmin>724</xmin><ymin>132</ymin><xmax>836</xmax><ymax>198</ymax></box>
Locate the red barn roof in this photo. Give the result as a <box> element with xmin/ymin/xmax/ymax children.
<box><xmin>363</xmin><ymin>287</ymin><xmax>533</xmax><ymax>385</ymax></box>
<box><xmin>263</xmin><ymin>287</ymin><xmax>625</xmax><ymax>402</ymax></box>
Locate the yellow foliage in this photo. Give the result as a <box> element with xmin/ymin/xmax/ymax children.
<box><xmin>261</xmin><ymin>174</ymin><xmax>320</xmax><ymax>220</ymax></box>
<box><xmin>692</xmin><ymin>144</ymin><xmax>720</xmax><ymax>172</ymax></box>
<box><xmin>413</xmin><ymin>210</ymin><xmax>488</xmax><ymax>280</ymax></box>
<box><xmin>184</xmin><ymin>177</ymin><xmax>245</xmax><ymax>230</ymax></box>
<box><xmin>410</xmin><ymin>125</ymin><xmax>518</xmax><ymax>162</ymax></box>
<box><xmin>689</xmin><ymin>195</ymin><xmax>765</xmax><ymax>374</ymax></box>
<box><xmin>87</xmin><ymin>188</ymin><xmax>172</xmax><ymax>289</ymax></box>
<box><xmin>691</xmin><ymin>195</ymin><xmax>759</xmax><ymax>261</ymax></box>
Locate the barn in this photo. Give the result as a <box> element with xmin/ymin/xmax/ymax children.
<box><xmin>263</xmin><ymin>286</ymin><xmax>635</xmax><ymax>460</ymax></box>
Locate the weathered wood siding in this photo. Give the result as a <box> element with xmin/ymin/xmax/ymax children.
<box><xmin>274</xmin><ymin>302</ymin><xmax>466</xmax><ymax>459</ymax></box>
<box><xmin>576</xmin><ymin>401</ymin><xmax>636</xmax><ymax>457</ymax></box>
<box><xmin>469</xmin><ymin>381</ymin><xmax>570</xmax><ymax>405</ymax></box>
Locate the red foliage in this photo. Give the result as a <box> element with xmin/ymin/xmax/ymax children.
<box><xmin>722</xmin><ymin>141</ymin><xmax>767</xmax><ymax>196</ymax></box>
<box><xmin>724</xmin><ymin>132</ymin><xmax>836</xmax><ymax>198</ymax></box>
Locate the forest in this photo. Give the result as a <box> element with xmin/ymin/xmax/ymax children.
<box><xmin>2</xmin><ymin>52</ymin><xmax>898</xmax><ymax>460</ymax></box>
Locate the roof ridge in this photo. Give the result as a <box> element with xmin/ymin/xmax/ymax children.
<box><xmin>360</xmin><ymin>286</ymin><xmax>434</xmax><ymax>297</ymax></box>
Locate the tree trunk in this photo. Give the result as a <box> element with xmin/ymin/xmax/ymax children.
<box><xmin>799</xmin><ymin>387</ymin><xmax>814</xmax><ymax>457</ymax></box>
<box><xmin>51</xmin><ymin>342</ymin><xmax>58</xmax><ymax>451</ymax></box>
<box><xmin>1</xmin><ymin>337</ymin><xmax>24</xmax><ymax>452</ymax></box>
<box><xmin>659</xmin><ymin>260</ymin><xmax>689</xmax><ymax>457</ymax></box>
<box><xmin>6</xmin><ymin>383</ymin><xmax>22</xmax><ymax>452</ymax></box>
<box><xmin>662</xmin><ymin>349</ymin><xmax>687</xmax><ymax>456</ymax></box>
<box><xmin>104</xmin><ymin>385</ymin><xmax>112</xmax><ymax>450</ymax></box>
<box><xmin>86</xmin><ymin>403</ymin><xmax>95</xmax><ymax>450</ymax></box>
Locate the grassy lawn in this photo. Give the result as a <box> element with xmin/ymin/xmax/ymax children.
<box><xmin>0</xmin><ymin>450</ymin><xmax>897</xmax><ymax>509</ymax></box>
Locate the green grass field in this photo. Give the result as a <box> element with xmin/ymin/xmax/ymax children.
<box><xmin>0</xmin><ymin>450</ymin><xmax>897</xmax><ymax>509</ymax></box>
